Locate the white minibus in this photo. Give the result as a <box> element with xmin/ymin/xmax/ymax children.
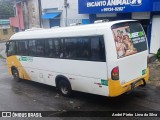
<box><xmin>6</xmin><ymin>20</ymin><xmax>149</xmax><ymax>97</ymax></box>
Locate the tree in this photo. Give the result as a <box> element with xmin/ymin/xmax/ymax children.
<box><xmin>0</xmin><ymin>0</ymin><xmax>14</xmax><ymax>19</ymax></box>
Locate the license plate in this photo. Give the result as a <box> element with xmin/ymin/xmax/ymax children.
<box><xmin>135</xmin><ymin>80</ymin><xmax>143</xmax><ymax>87</ymax></box>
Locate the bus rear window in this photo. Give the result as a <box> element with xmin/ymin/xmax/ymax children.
<box><xmin>111</xmin><ymin>22</ymin><xmax>147</xmax><ymax>59</ymax></box>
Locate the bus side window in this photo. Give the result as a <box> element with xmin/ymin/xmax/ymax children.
<box><xmin>90</xmin><ymin>36</ymin><xmax>106</xmax><ymax>62</ymax></box>
<box><xmin>45</xmin><ymin>39</ymin><xmax>56</xmax><ymax>58</ymax></box>
<box><xmin>77</xmin><ymin>37</ymin><xmax>90</xmax><ymax>60</ymax></box>
<box><xmin>36</xmin><ymin>40</ymin><xmax>45</xmax><ymax>57</ymax></box>
<box><xmin>54</xmin><ymin>39</ymin><xmax>63</xmax><ymax>58</ymax></box>
<box><xmin>28</xmin><ymin>40</ymin><xmax>36</xmax><ymax>56</ymax></box>
<box><xmin>64</xmin><ymin>38</ymin><xmax>77</xmax><ymax>59</ymax></box>
<box><xmin>45</xmin><ymin>39</ymin><xmax>63</xmax><ymax>58</ymax></box>
<box><xmin>99</xmin><ymin>37</ymin><xmax>106</xmax><ymax>61</ymax></box>
<box><xmin>7</xmin><ymin>41</ymin><xmax>16</xmax><ymax>57</ymax></box>
<box><xmin>16</xmin><ymin>40</ymin><xmax>28</xmax><ymax>56</ymax></box>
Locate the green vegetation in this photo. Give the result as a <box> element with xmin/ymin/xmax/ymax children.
<box><xmin>0</xmin><ymin>0</ymin><xmax>14</xmax><ymax>19</ymax></box>
<box><xmin>0</xmin><ymin>54</ymin><xmax>4</xmax><ymax>59</ymax></box>
<box><xmin>156</xmin><ymin>48</ymin><xmax>160</xmax><ymax>60</ymax></box>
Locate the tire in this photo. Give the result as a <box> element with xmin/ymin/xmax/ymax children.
<box><xmin>12</xmin><ymin>69</ymin><xmax>21</xmax><ymax>82</ymax></box>
<box><xmin>139</xmin><ymin>79</ymin><xmax>146</xmax><ymax>87</ymax></box>
<box><xmin>57</xmin><ymin>79</ymin><xmax>72</xmax><ymax>97</ymax></box>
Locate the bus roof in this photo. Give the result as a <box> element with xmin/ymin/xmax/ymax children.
<box><xmin>10</xmin><ymin>20</ymin><xmax>136</xmax><ymax>40</ymax></box>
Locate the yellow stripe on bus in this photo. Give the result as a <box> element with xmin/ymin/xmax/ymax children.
<box><xmin>108</xmin><ymin>68</ymin><xmax>149</xmax><ymax>97</ymax></box>
<box><xmin>7</xmin><ymin>56</ymin><xmax>31</xmax><ymax>80</ymax></box>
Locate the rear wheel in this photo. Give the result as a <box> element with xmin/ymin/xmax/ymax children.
<box><xmin>139</xmin><ymin>79</ymin><xmax>146</xmax><ymax>87</ymax></box>
<box><xmin>57</xmin><ymin>79</ymin><xmax>72</xmax><ymax>97</ymax></box>
<box><xmin>12</xmin><ymin>69</ymin><xmax>21</xmax><ymax>82</ymax></box>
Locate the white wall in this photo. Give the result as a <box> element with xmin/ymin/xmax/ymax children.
<box><xmin>66</xmin><ymin>0</ymin><xmax>89</xmax><ymax>26</ymax></box>
<box><xmin>28</xmin><ymin>0</ymin><xmax>40</xmax><ymax>28</ymax></box>
<box><xmin>150</xmin><ymin>15</ymin><xmax>160</xmax><ymax>53</ymax></box>
<box><xmin>42</xmin><ymin>19</ymin><xmax>50</xmax><ymax>28</ymax></box>
<box><xmin>41</xmin><ymin>0</ymin><xmax>60</xmax><ymax>9</ymax></box>
<box><xmin>41</xmin><ymin>0</ymin><xmax>89</xmax><ymax>27</ymax></box>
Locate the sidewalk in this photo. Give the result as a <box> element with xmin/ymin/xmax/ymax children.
<box><xmin>148</xmin><ymin>60</ymin><xmax>160</xmax><ymax>87</ymax></box>
<box><xmin>0</xmin><ymin>42</ymin><xmax>6</xmax><ymax>59</ymax></box>
<box><xmin>0</xmin><ymin>49</ymin><xmax>6</xmax><ymax>59</ymax></box>
<box><xmin>148</xmin><ymin>54</ymin><xmax>157</xmax><ymax>63</ymax></box>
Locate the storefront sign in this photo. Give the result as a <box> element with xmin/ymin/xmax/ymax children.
<box><xmin>0</xmin><ymin>25</ymin><xmax>10</xmax><ymax>29</ymax></box>
<box><xmin>96</xmin><ymin>13</ymin><xmax>117</xmax><ymax>17</ymax></box>
<box><xmin>78</xmin><ymin>0</ymin><xmax>152</xmax><ymax>14</ymax></box>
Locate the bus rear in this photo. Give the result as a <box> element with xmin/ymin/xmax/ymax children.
<box><xmin>108</xmin><ymin>21</ymin><xmax>149</xmax><ymax>97</ymax></box>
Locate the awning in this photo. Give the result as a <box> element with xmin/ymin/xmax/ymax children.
<box><xmin>42</xmin><ymin>12</ymin><xmax>61</xmax><ymax>19</ymax></box>
<box><xmin>82</xmin><ymin>19</ymin><xmax>90</xmax><ymax>24</ymax></box>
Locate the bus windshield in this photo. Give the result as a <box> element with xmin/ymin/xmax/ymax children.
<box><xmin>6</xmin><ymin>41</ymin><xmax>16</xmax><ymax>57</ymax></box>
<box><xmin>111</xmin><ymin>22</ymin><xmax>147</xmax><ymax>59</ymax></box>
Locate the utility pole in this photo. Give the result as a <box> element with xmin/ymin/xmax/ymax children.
<box><xmin>64</xmin><ymin>0</ymin><xmax>69</xmax><ymax>26</ymax></box>
<box><xmin>18</xmin><ymin>10</ymin><xmax>21</xmax><ymax>31</ymax></box>
<box><xmin>38</xmin><ymin>0</ymin><xmax>42</xmax><ymax>28</ymax></box>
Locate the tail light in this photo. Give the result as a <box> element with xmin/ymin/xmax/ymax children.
<box><xmin>111</xmin><ymin>66</ymin><xmax>119</xmax><ymax>80</ymax></box>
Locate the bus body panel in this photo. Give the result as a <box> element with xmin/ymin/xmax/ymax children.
<box><xmin>118</xmin><ymin>51</ymin><xmax>148</xmax><ymax>84</ymax></box>
<box><xmin>105</xmin><ymin>28</ymin><xmax>148</xmax><ymax>84</ymax></box>
<box><xmin>7</xmin><ymin>55</ymin><xmax>109</xmax><ymax>96</ymax></box>
<box><xmin>110</xmin><ymin>22</ymin><xmax>148</xmax><ymax>85</ymax></box>
<box><xmin>104</xmin><ymin>22</ymin><xmax>149</xmax><ymax>96</ymax></box>
<box><xmin>6</xmin><ymin>20</ymin><xmax>149</xmax><ymax>97</ymax></box>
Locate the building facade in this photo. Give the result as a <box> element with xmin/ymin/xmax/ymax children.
<box><xmin>10</xmin><ymin>0</ymin><xmax>41</xmax><ymax>31</ymax></box>
<box><xmin>10</xmin><ymin>0</ymin><xmax>89</xmax><ymax>29</ymax></box>
<box><xmin>0</xmin><ymin>19</ymin><xmax>14</xmax><ymax>41</ymax></box>
<box><xmin>10</xmin><ymin>1</ymin><xmax>25</xmax><ymax>32</ymax></box>
<box><xmin>41</xmin><ymin>0</ymin><xmax>89</xmax><ymax>28</ymax></box>
<box><xmin>78</xmin><ymin>0</ymin><xmax>160</xmax><ymax>53</ymax></box>
<box><xmin>24</xmin><ymin>0</ymin><xmax>41</xmax><ymax>28</ymax></box>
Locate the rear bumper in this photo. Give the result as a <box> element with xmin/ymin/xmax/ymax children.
<box><xmin>108</xmin><ymin>68</ymin><xmax>149</xmax><ymax>97</ymax></box>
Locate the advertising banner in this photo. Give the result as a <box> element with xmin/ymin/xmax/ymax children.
<box><xmin>78</xmin><ymin>0</ymin><xmax>152</xmax><ymax>14</ymax></box>
<box><xmin>111</xmin><ymin>22</ymin><xmax>147</xmax><ymax>59</ymax></box>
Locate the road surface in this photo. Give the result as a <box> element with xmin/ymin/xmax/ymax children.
<box><xmin>0</xmin><ymin>58</ymin><xmax>160</xmax><ymax>119</ymax></box>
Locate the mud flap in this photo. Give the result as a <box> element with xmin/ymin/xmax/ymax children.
<box><xmin>127</xmin><ymin>79</ymin><xmax>146</xmax><ymax>94</ymax></box>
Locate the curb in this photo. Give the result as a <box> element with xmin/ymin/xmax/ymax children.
<box><xmin>0</xmin><ymin>50</ymin><xmax>6</xmax><ymax>59</ymax></box>
<box><xmin>148</xmin><ymin>54</ymin><xmax>157</xmax><ymax>63</ymax></box>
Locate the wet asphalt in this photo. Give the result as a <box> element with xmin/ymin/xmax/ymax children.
<box><xmin>0</xmin><ymin>58</ymin><xmax>160</xmax><ymax>120</ymax></box>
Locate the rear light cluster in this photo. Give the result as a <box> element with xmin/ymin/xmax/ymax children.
<box><xmin>111</xmin><ymin>66</ymin><xmax>119</xmax><ymax>80</ymax></box>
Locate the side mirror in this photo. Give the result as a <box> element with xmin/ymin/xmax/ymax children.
<box><xmin>5</xmin><ymin>42</ymin><xmax>9</xmax><ymax>55</ymax></box>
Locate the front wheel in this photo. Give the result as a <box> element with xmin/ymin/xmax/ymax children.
<box><xmin>12</xmin><ymin>69</ymin><xmax>21</xmax><ymax>82</ymax></box>
<box><xmin>58</xmin><ymin>80</ymin><xmax>72</xmax><ymax>97</ymax></box>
